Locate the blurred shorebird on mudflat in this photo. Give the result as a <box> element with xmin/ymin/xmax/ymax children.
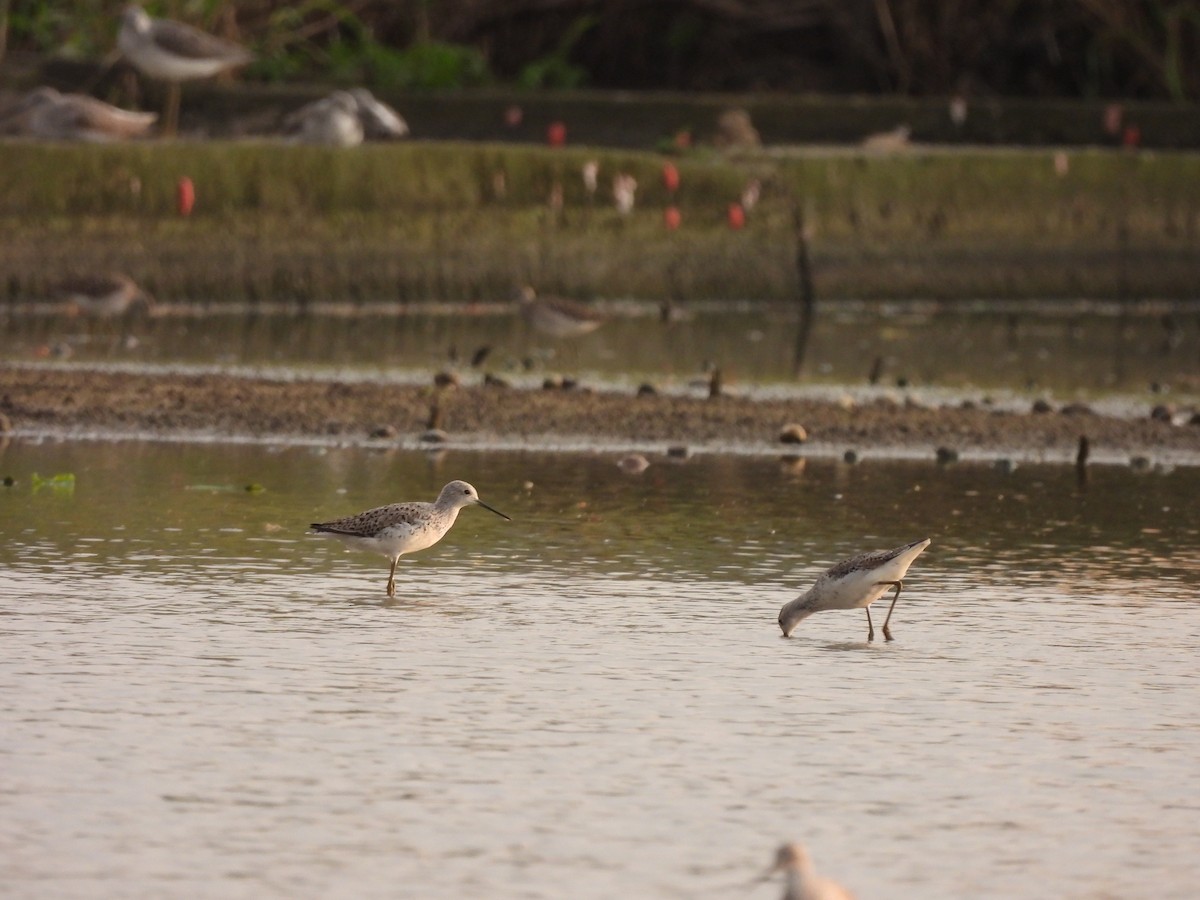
<box><xmin>283</xmin><ymin>89</ymin><xmax>408</xmax><ymax>147</ymax></box>
<box><xmin>309</xmin><ymin>480</ymin><xmax>510</xmax><ymax>598</ymax></box>
<box><xmin>0</xmin><ymin>87</ymin><xmax>156</xmax><ymax>141</ymax></box>
<box><xmin>57</xmin><ymin>273</ymin><xmax>154</xmax><ymax>317</ymax></box>
<box><xmin>284</xmin><ymin>91</ymin><xmax>362</xmax><ymax>147</ymax></box>
<box><xmin>861</xmin><ymin>124</ymin><xmax>912</xmax><ymax>152</ymax></box>
<box><xmin>117</xmin><ymin>4</ymin><xmax>252</xmax><ymax>136</ymax></box>
<box><xmin>778</xmin><ymin>538</ymin><xmax>931</xmax><ymax>641</ymax></box>
<box><xmin>765</xmin><ymin>843</ymin><xmax>856</xmax><ymax>900</ymax></box>
<box><xmin>517</xmin><ymin>286</ymin><xmax>605</xmax><ymax>338</ymax></box>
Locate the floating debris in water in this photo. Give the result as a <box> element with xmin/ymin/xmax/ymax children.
<box><xmin>184</xmin><ymin>483</ymin><xmax>265</xmax><ymax>493</ymax></box>
<box><xmin>32</xmin><ymin>472</ymin><xmax>76</xmax><ymax>493</ymax></box>
<box><xmin>935</xmin><ymin>446</ymin><xmax>959</xmax><ymax>464</ymax></box>
<box><xmin>617</xmin><ymin>454</ymin><xmax>650</xmax><ymax>474</ymax></box>
<box><xmin>780</xmin><ymin>455</ymin><xmax>807</xmax><ymax>474</ymax></box>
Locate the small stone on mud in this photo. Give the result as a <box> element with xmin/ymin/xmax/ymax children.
<box><xmin>779</xmin><ymin>423</ymin><xmax>808</xmax><ymax>444</ymax></box>
<box><xmin>617</xmin><ymin>453</ymin><xmax>650</xmax><ymax>474</ymax></box>
<box><xmin>1060</xmin><ymin>403</ymin><xmax>1093</xmax><ymax>416</ymax></box>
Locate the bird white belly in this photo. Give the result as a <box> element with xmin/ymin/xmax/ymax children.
<box><xmin>121</xmin><ymin>39</ymin><xmax>232</xmax><ymax>80</ymax></box>
<box><xmin>821</xmin><ymin>568</ymin><xmax>893</xmax><ymax>610</ymax></box>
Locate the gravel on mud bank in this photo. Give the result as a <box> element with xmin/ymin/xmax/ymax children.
<box><xmin>1</xmin><ymin>366</ymin><xmax>1197</xmax><ymax>464</ymax></box>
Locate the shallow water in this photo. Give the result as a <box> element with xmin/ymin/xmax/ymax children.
<box><xmin>3</xmin><ymin>301</ymin><xmax>1198</xmax><ymax>402</ymax></box>
<box><xmin>2</xmin><ymin>439</ymin><xmax>1198</xmax><ymax>899</ymax></box>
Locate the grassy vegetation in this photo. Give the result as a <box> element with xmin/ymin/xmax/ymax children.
<box><xmin>2</xmin><ymin>141</ymin><xmax>1198</xmax><ymax>302</ymax></box>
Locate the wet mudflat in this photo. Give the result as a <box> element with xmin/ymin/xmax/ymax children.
<box><xmin>2</xmin><ymin>302</ymin><xmax>1198</xmax><ymax>463</ymax></box>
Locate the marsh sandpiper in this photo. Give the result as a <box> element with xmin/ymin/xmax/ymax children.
<box><xmin>0</xmin><ymin>87</ymin><xmax>156</xmax><ymax>141</ymax></box>
<box><xmin>766</xmin><ymin>843</ymin><xmax>856</xmax><ymax>900</ymax></box>
<box><xmin>778</xmin><ymin>537</ymin><xmax>931</xmax><ymax>641</ymax></box>
<box><xmin>310</xmin><ymin>480</ymin><xmax>510</xmax><ymax>598</ymax></box>
<box><xmin>117</xmin><ymin>4</ymin><xmax>252</xmax><ymax>136</ymax></box>
<box><xmin>517</xmin><ymin>286</ymin><xmax>605</xmax><ymax>338</ymax></box>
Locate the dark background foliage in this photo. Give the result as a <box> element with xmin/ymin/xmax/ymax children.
<box><xmin>3</xmin><ymin>0</ymin><xmax>1198</xmax><ymax>99</ymax></box>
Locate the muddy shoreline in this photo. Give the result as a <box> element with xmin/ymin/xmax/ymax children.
<box><xmin>2</xmin><ymin>365</ymin><xmax>1197</xmax><ymax>465</ymax></box>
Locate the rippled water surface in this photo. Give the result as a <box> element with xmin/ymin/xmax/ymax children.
<box><xmin>2</xmin><ymin>439</ymin><xmax>1198</xmax><ymax>898</ymax></box>
<box><xmin>4</xmin><ymin>302</ymin><xmax>1199</xmax><ymax>398</ymax></box>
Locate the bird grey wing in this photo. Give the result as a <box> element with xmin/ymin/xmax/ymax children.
<box><xmin>313</xmin><ymin>502</ymin><xmax>426</xmax><ymax>536</ymax></box>
<box><xmin>152</xmin><ymin>19</ymin><xmax>252</xmax><ymax>62</ymax></box>
<box><xmin>281</xmin><ymin>96</ymin><xmax>328</xmax><ymax>132</ymax></box>
<box><xmin>350</xmin><ymin>90</ymin><xmax>409</xmax><ymax>138</ymax></box>
<box><xmin>823</xmin><ymin>546</ymin><xmax>907</xmax><ymax>580</ymax></box>
<box><xmin>547</xmin><ymin>296</ymin><xmax>604</xmax><ymax>322</ymax></box>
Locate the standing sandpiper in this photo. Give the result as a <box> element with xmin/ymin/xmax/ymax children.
<box><xmin>117</xmin><ymin>4</ymin><xmax>253</xmax><ymax>136</ymax></box>
<box><xmin>310</xmin><ymin>481</ymin><xmax>510</xmax><ymax>598</ymax></box>
<box><xmin>778</xmin><ymin>538</ymin><xmax>931</xmax><ymax>641</ymax></box>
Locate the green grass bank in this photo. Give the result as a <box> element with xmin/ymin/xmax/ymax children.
<box><xmin>2</xmin><ymin>141</ymin><xmax>1198</xmax><ymax>303</ymax></box>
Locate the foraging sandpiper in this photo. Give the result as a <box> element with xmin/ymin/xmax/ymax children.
<box><xmin>778</xmin><ymin>538</ymin><xmax>931</xmax><ymax>641</ymax></box>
